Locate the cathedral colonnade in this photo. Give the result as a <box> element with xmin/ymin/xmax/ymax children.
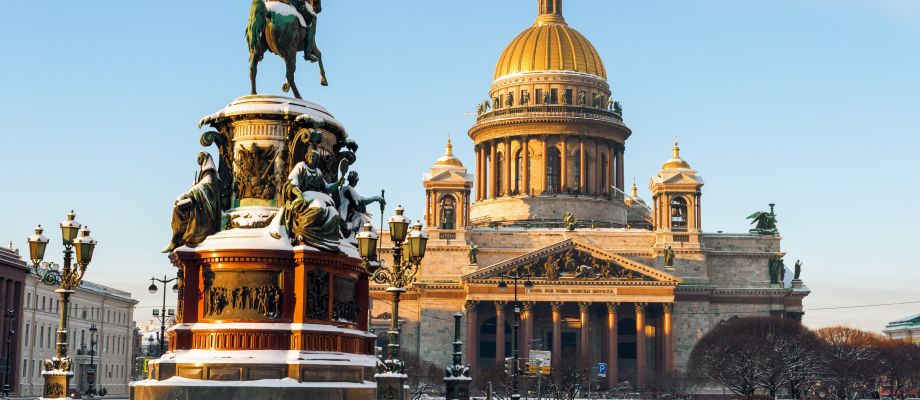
<box><xmin>474</xmin><ymin>136</ymin><xmax>625</xmax><ymax>200</ymax></box>
<box><xmin>464</xmin><ymin>300</ymin><xmax>673</xmax><ymax>388</ymax></box>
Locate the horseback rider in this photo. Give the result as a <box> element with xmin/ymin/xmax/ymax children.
<box><xmin>272</xmin><ymin>0</ymin><xmax>320</xmax><ymax>62</ymax></box>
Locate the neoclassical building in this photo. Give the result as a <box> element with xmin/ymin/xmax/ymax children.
<box><xmin>370</xmin><ymin>0</ymin><xmax>809</xmax><ymax>388</ymax></box>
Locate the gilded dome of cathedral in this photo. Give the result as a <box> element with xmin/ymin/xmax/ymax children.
<box><xmin>494</xmin><ymin>0</ymin><xmax>606</xmax><ymax>81</ymax></box>
<box><xmin>434</xmin><ymin>138</ymin><xmax>464</xmax><ymax>167</ymax></box>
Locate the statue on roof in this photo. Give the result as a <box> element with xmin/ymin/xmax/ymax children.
<box><xmin>468</xmin><ymin>243</ymin><xmax>478</xmax><ymax>265</ymax></box>
<box><xmin>163</xmin><ymin>152</ymin><xmax>221</xmax><ymax>252</ymax></box>
<box><xmin>664</xmin><ymin>246</ymin><xmax>675</xmax><ymax>267</ymax></box>
<box><xmin>748</xmin><ymin>203</ymin><xmax>778</xmax><ymax>235</ymax></box>
<box><xmin>794</xmin><ymin>260</ymin><xmax>802</xmax><ymax>280</ymax></box>
<box><xmin>247</xmin><ymin>0</ymin><xmax>327</xmax><ymax>99</ymax></box>
<box><xmin>563</xmin><ymin>212</ymin><xmax>577</xmax><ymax>231</ymax></box>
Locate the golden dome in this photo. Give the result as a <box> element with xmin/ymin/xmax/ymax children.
<box><xmin>662</xmin><ymin>139</ymin><xmax>691</xmax><ymax>170</ymax></box>
<box><xmin>435</xmin><ymin>137</ymin><xmax>464</xmax><ymax>167</ymax></box>
<box><xmin>625</xmin><ymin>181</ymin><xmax>639</xmax><ymax>206</ymax></box>
<box><xmin>494</xmin><ymin>0</ymin><xmax>606</xmax><ymax>81</ymax></box>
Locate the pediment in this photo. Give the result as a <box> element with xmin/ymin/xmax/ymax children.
<box><xmin>427</xmin><ymin>170</ymin><xmax>471</xmax><ymax>183</ymax></box>
<box><xmin>463</xmin><ymin>239</ymin><xmax>681</xmax><ymax>284</ymax></box>
<box><xmin>664</xmin><ymin>174</ymin><xmax>702</xmax><ymax>185</ymax></box>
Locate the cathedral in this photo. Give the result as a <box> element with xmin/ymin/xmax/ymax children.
<box><xmin>369</xmin><ymin>0</ymin><xmax>809</xmax><ymax>388</ymax></box>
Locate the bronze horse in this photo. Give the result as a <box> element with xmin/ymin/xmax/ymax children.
<box><xmin>247</xmin><ymin>0</ymin><xmax>328</xmax><ymax>99</ymax></box>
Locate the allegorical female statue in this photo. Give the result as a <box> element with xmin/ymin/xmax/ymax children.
<box><xmin>281</xmin><ymin>134</ymin><xmax>345</xmax><ymax>252</ymax></box>
<box><xmin>163</xmin><ymin>152</ymin><xmax>221</xmax><ymax>252</ymax></box>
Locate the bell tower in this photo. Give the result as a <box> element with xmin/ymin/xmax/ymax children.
<box><xmin>424</xmin><ymin>138</ymin><xmax>473</xmax><ymax>235</ymax></box>
<box><xmin>650</xmin><ymin>139</ymin><xmax>704</xmax><ymax>247</ymax></box>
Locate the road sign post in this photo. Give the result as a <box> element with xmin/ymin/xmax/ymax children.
<box><xmin>597</xmin><ymin>362</ymin><xmax>607</xmax><ymax>378</ymax></box>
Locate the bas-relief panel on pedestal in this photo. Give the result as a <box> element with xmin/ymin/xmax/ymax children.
<box><xmin>203</xmin><ymin>269</ymin><xmax>284</xmax><ymax>321</ymax></box>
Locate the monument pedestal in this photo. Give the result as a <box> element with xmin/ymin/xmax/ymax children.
<box><xmin>133</xmin><ymin>95</ymin><xmax>377</xmax><ymax>399</ymax></box>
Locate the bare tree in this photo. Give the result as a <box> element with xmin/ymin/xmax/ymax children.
<box><xmin>876</xmin><ymin>340</ymin><xmax>920</xmax><ymax>400</ymax></box>
<box><xmin>689</xmin><ymin>317</ymin><xmax>824</xmax><ymax>400</ymax></box>
<box><xmin>814</xmin><ymin>327</ymin><xmax>884</xmax><ymax>400</ymax></box>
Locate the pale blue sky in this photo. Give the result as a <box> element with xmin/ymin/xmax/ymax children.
<box><xmin>1</xmin><ymin>1</ymin><xmax>918</xmax><ymax>332</ymax></box>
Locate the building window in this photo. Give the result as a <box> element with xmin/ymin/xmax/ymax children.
<box><xmin>535</xmin><ymin>89</ymin><xmax>543</xmax><ymax>105</ymax></box>
<box><xmin>24</xmin><ymin>324</ymin><xmax>28</xmax><ymax>346</ymax></box>
<box><xmin>573</xmin><ymin>150</ymin><xmax>581</xmax><ymax>192</ymax></box>
<box><xmin>671</xmin><ymin>197</ymin><xmax>689</xmax><ymax>231</ymax></box>
<box><xmin>26</xmin><ymin>293</ymin><xmax>30</xmax><ymax>309</ymax></box>
<box><xmin>514</xmin><ymin>149</ymin><xmax>523</xmax><ymax>194</ymax></box>
<box><xmin>39</xmin><ymin>326</ymin><xmax>44</xmax><ymax>348</ymax></box>
<box><xmin>439</xmin><ymin>196</ymin><xmax>456</xmax><ymax>230</ymax></box>
<box><xmin>550</xmin><ymin>88</ymin><xmax>558</xmax><ymax>104</ymax></box>
<box><xmin>546</xmin><ymin>147</ymin><xmax>561</xmax><ymax>194</ymax></box>
<box><xmin>564</xmin><ymin>89</ymin><xmax>573</xmax><ymax>105</ymax></box>
<box><xmin>600</xmin><ymin>155</ymin><xmax>608</xmax><ymax>195</ymax></box>
<box><xmin>22</xmin><ymin>359</ymin><xmax>26</xmax><ymax>378</ymax></box>
<box><xmin>495</xmin><ymin>152</ymin><xmax>504</xmax><ymax>196</ymax></box>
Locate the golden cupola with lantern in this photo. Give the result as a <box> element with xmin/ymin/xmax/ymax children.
<box><xmin>650</xmin><ymin>140</ymin><xmax>704</xmax><ymax>247</ymax></box>
<box><xmin>469</xmin><ymin>0</ymin><xmax>632</xmax><ymax>227</ymax></box>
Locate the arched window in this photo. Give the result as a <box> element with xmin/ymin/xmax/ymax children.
<box><xmin>439</xmin><ymin>196</ymin><xmax>456</xmax><ymax>230</ymax></box>
<box><xmin>514</xmin><ymin>149</ymin><xmax>523</xmax><ymax>195</ymax></box>
<box><xmin>546</xmin><ymin>147</ymin><xmax>561</xmax><ymax>194</ymax></box>
<box><xmin>495</xmin><ymin>152</ymin><xmax>504</xmax><ymax>196</ymax></box>
<box><xmin>670</xmin><ymin>197</ymin><xmax>688</xmax><ymax>231</ymax></box>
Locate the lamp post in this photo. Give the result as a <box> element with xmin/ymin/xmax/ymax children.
<box><xmin>356</xmin><ymin>206</ymin><xmax>428</xmax><ymax>400</ymax></box>
<box><xmin>26</xmin><ymin>210</ymin><xmax>97</xmax><ymax>400</ymax></box>
<box><xmin>86</xmin><ymin>323</ymin><xmax>97</xmax><ymax>397</ymax></box>
<box><xmin>147</xmin><ymin>275</ymin><xmax>178</xmax><ymax>356</ymax></box>
<box><xmin>497</xmin><ymin>272</ymin><xmax>533</xmax><ymax>400</ymax></box>
<box><xmin>2</xmin><ymin>308</ymin><xmax>14</xmax><ymax>398</ymax></box>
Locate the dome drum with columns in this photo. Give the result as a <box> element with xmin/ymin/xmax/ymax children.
<box><xmin>469</xmin><ymin>0</ymin><xmax>629</xmax><ymax>228</ymax></box>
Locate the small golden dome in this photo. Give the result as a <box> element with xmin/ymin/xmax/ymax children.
<box><xmin>435</xmin><ymin>137</ymin><xmax>464</xmax><ymax>167</ymax></box>
<box><xmin>494</xmin><ymin>0</ymin><xmax>606</xmax><ymax>81</ymax></box>
<box><xmin>662</xmin><ymin>139</ymin><xmax>691</xmax><ymax>170</ymax></box>
<box><xmin>625</xmin><ymin>181</ymin><xmax>639</xmax><ymax>206</ymax></box>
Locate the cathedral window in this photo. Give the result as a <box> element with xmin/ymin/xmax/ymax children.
<box><xmin>514</xmin><ymin>149</ymin><xmax>523</xmax><ymax>194</ymax></box>
<box><xmin>670</xmin><ymin>197</ymin><xmax>689</xmax><ymax>231</ymax></box>
<box><xmin>600</xmin><ymin>155</ymin><xmax>608</xmax><ymax>195</ymax></box>
<box><xmin>535</xmin><ymin>89</ymin><xmax>544</xmax><ymax>105</ymax></box>
<box><xmin>495</xmin><ymin>152</ymin><xmax>504</xmax><ymax>196</ymax></box>
<box><xmin>546</xmin><ymin>147</ymin><xmax>561</xmax><ymax>194</ymax></box>
<box><xmin>550</xmin><ymin>88</ymin><xmax>559</xmax><ymax>104</ymax></box>
<box><xmin>564</xmin><ymin>89</ymin><xmax>573</xmax><ymax>105</ymax></box>
<box><xmin>439</xmin><ymin>196</ymin><xmax>456</xmax><ymax>230</ymax></box>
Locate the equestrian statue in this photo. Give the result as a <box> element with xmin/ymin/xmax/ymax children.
<box><xmin>247</xmin><ymin>0</ymin><xmax>328</xmax><ymax>99</ymax></box>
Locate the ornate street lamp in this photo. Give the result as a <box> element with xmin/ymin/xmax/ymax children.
<box><xmin>356</xmin><ymin>206</ymin><xmax>428</xmax><ymax>400</ymax></box>
<box><xmin>497</xmin><ymin>272</ymin><xmax>533</xmax><ymax>400</ymax></box>
<box><xmin>147</xmin><ymin>275</ymin><xmax>178</xmax><ymax>356</ymax></box>
<box><xmin>25</xmin><ymin>210</ymin><xmax>97</xmax><ymax>400</ymax></box>
<box><xmin>87</xmin><ymin>323</ymin><xmax>97</xmax><ymax>397</ymax></box>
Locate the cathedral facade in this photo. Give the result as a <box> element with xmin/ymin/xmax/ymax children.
<box><xmin>370</xmin><ymin>0</ymin><xmax>809</xmax><ymax>388</ymax></box>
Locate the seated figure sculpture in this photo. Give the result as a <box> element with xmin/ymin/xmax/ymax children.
<box><xmin>281</xmin><ymin>132</ymin><xmax>345</xmax><ymax>252</ymax></box>
<box><xmin>163</xmin><ymin>152</ymin><xmax>221</xmax><ymax>253</ymax></box>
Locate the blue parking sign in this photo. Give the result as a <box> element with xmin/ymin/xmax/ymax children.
<box><xmin>597</xmin><ymin>362</ymin><xmax>607</xmax><ymax>377</ymax></box>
